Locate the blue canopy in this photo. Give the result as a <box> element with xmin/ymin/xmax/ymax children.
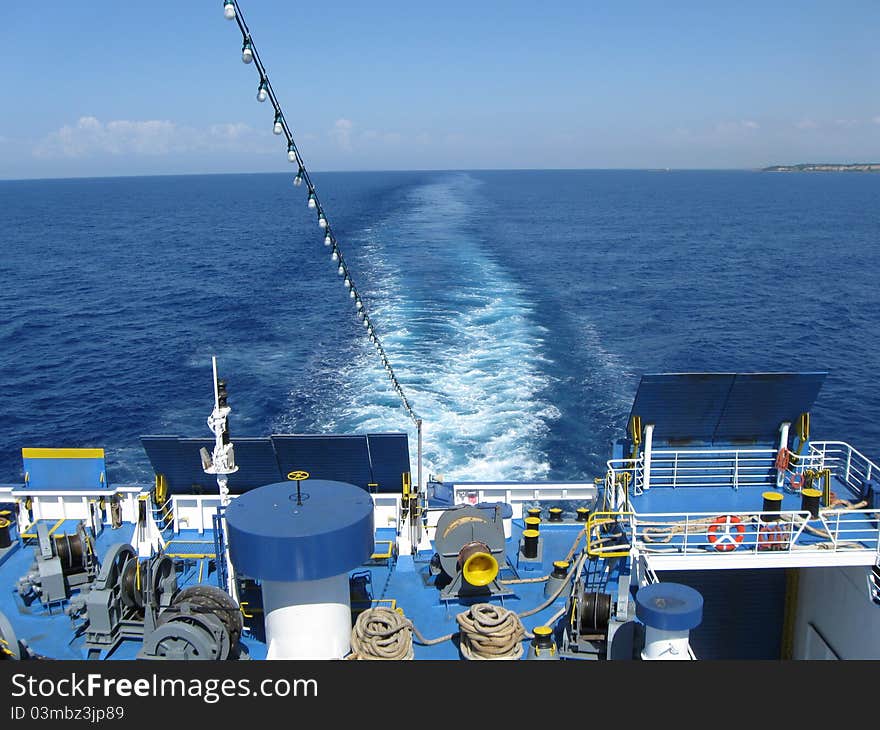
<box><xmin>141</xmin><ymin>432</ymin><xmax>411</xmax><ymax>495</ymax></box>
<box><xmin>628</xmin><ymin>372</ymin><xmax>827</xmax><ymax>445</ymax></box>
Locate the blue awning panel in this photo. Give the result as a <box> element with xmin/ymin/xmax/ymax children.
<box><xmin>367</xmin><ymin>433</ymin><xmax>411</xmax><ymax>492</ymax></box>
<box><xmin>271</xmin><ymin>435</ymin><xmax>373</xmax><ymax>490</ymax></box>
<box><xmin>142</xmin><ymin>433</ymin><xmax>411</xmax><ymax>495</ymax></box>
<box><xmin>141</xmin><ymin>436</ymin><xmax>282</xmax><ymax>494</ymax></box>
<box><xmin>629</xmin><ymin>372</ymin><xmax>827</xmax><ymax>444</ymax></box>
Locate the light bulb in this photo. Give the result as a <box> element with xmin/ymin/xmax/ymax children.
<box><xmin>293</xmin><ymin>173</ymin><xmax>303</xmax><ymax>187</ymax></box>
<box><xmin>224</xmin><ymin>1</ymin><xmax>235</xmax><ymax>20</ymax></box>
<box><xmin>242</xmin><ymin>42</ymin><xmax>253</xmax><ymax>64</ymax></box>
<box><xmin>349</xmin><ymin>289</ymin><xmax>356</xmax><ymax>299</ymax></box>
<box><xmin>331</xmin><ymin>251</ymin><xmax>338</xmax><ymax>262</ymax></box>
<box><xmin>338</xmin><ymin>265</ymin><xmax>345</xmax><ymax>276</ymax></box>
<box><xmin>307</xmin><ymin>195</ymin><xmax>316</xmax><ymax>209</ymax></box>
<box><xmin>363</xmin><ymin>319</ymin><xmax>370</xmax><ymax>328</ymax></box>
<box><xmin>344</xmin><ymin>277</ymin><xmax>351</xmax><ymax>288</ymax></box>
<box><xmin>288</xmin><ymin>148</ymin><xmax>298</xmax><ymax>163</ymax></box>
<box><xmin>318</xmin><ymin>215</ymin><xmax>327</xmax><ymax>229</ymax></box>
<box><xmin>357</xmin><ymin>311</ymin><xmax>365</xmax><ymax>321</ymax></box>
<box><xmin>256</xmin><ymin>82</ymin><xmax>268</xmax><ymax>103</ymax></box>
<box><xmin>356</xmin><ymin>300</ymin><xmax>363</xmax><ymax>310</ymax></box>
<box><xmin>273</xmin><ymin>119</ymin><xmax>283</xmax><ymax>135</ymax></box>
<box><xmin>324</xmin><ymin>234</ymin><xmax>332</xmax><ymax>246</ymax></box>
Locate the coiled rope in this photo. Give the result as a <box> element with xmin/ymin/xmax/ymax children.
<box><xmin>349</xmin><ymin>607</ymin><xmax>414</xmax><ymax>660</ymax></box>
<box><xmin>456</xmin><ymin>603</ymin><xmax>525</xmax><ymax>660</ymax></box>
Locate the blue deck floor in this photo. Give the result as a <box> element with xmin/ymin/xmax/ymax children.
<box><xmin>348</xmin><ymin>520</ymin><xmax>595</xmax><ymax>660</ymax></box>
<box><xmin>1</xmin><ymin>517</ymin><xmax>597</xmax><ymax>660</ymax></box>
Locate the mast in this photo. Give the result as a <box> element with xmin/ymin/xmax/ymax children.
<box><xmin>201</xmin><ymin>356</ymin><xmax>240</xmax><ymax>601</ymax></box>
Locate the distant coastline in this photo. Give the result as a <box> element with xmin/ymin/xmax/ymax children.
<box><xmin>763</xmin><ymin>163</ymin><xmax>880</xmax><ymax>172</ymax></box>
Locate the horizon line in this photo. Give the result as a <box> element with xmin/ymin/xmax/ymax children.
<box><xmin>0</xmin><ymin>166</ymin><xmax>772</xmax><ymax>183</ymax></box>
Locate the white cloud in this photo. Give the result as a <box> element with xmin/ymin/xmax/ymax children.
<box><xmin>714</xmin><ymin>120</ymin><xmax>760</xmax><ymax>134</ymax></box>
<box><xmin>329</xmin><ymin>118</ymin><xmax>354</xmax><ymax>151</ymax></box>
<box><xmin>871</xmin><ymin>116</ymin><xmax>880</xmax><ymax>125</ymax></box>
<box><xmin>33</xmin><ymin>116</ymin><xmax>270</xmax><ymax>159</ymax></box>
<box><xmin>834</xmin><ymin>118</ymin><xmax>858</xmax><ymax>128</ymax></box>
<box><xmin>795</xmin><ymin>119</ymin><xmax>819</xmax><ymax>130</ymax></box>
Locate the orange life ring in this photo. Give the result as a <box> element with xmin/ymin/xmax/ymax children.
<box><xmin>775</xmin><ymin>448</ymin><xmax>790</xmax><ymax>471</ymax></box>
<box><xmin>707</xmin><ymin>515</ymin><xmax>745</xmax><ymax>552</ymax></box>
<box><xmin>790</xmin><ymin>473</ymin><xmax>804</xmax><ymax>491</ymax></box>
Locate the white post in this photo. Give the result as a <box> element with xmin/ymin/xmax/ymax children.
<box><xmin>643</xmin><ymin>424</ymin><xmax>655</xmax><ymax>491</ymax></box>
<box><xmin>777</xmin><ymin>422</ymin><xmax>791</xmax><ymax>488</ymax></box>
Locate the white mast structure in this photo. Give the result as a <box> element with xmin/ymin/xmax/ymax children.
<box><xmin>200</xmin><ymin>356</ymin><xmax>240</xmax><ymax>602</ymax></box>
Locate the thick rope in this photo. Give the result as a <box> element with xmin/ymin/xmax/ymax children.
<box><xmin>349</xmin><ymin>607</ymin><xmax>414</xmax><ymax>660</ymax></box>
<box><xmin>412</xmin><ymin>551</ymin><xmax>586</xmax><ymax>647</ymax></box>
<box><xmin>641</xmin><ymin>499</ymin><xmax>871</xmax><ymax>550</ymax></box>
<box><xmin>456</xmin><ymin>603</ymin><xmax>525</xmax><ymax>660</ymax></box>
<box><xmin>501</xmin><ymin>527</ymin><xmax>585</xmax><ymax>584</ymax></box>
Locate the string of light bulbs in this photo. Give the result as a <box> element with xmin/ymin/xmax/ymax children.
<box><xmin>223</xmin><ymin>0</ymin><xmax>420</xmax><ymax>427</ymax></box>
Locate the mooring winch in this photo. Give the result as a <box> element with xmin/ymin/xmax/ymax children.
<box><xmin>431</xmin><ymin>505</ymin><xmax>511</xmax><ymax>600</ymax></box>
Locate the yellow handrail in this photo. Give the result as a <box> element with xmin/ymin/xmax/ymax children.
<box><xmin>370</xmin><ymin>540</ymin><xmax>394</xmax><ymax>560</ymax></box>
<box><xmin>586</xmin><ymin>511</ymin><xmax>633</xmax><ymax>558</ymax></box>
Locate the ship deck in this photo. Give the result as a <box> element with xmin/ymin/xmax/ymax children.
<box><xmin>0</xmin><ymin>515</ymin><xmax>601</xmax><ymax>660</ymax></box>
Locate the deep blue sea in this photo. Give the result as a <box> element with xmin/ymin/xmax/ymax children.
<box><xmin>1</xmin><ymin>170</ymin><xmax>878</xmax><ymax>484</ymax></box>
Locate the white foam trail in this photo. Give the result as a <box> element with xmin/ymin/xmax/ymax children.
<box><xmin>299</xmin><ymin>175</ymin><xmax>558</xmax><ymax>481</ymax></box>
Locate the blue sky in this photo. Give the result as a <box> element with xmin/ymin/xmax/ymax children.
<box><xmin>1</xmin><ymin>1</ymin><xmax>878</xmax><ymax>178</ymax></box>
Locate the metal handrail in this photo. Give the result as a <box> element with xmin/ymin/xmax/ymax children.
<box><xmin>631</xmin><ymin>507</ymin><xmax>880</xmax><ymax>556</ymax></box>
<box><xmin>810</xmin><ymin>441</ymin><xmax>879</xmax><ymax>491</ymax></box>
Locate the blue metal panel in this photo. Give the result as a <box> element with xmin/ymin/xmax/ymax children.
<box><xmin>629</xmin><ymin>372</ymin><xmax>827</xmax><ymax>445</ymax></box>
<box><xmin>658</xmin><ymin>569</ymin><xmax>786</xmax><ymax>659</ymax></box>
<box><xmin>22</xmin><ymin>454</ymin><xmax>108</xmax><ymax>490</ymax></box>
<box><xmin>141</xmin><ymin>436</ymin><xmax>211</xmax><ymax>494</ymax></box>
<box><xmin>141</xmin><ymin>436</ymin><xmax>284</xmax><ymax>495</ymax></box>
<box><xmin>271</xmin><ymin>435</ymin><xmax>373</xmax><ymax>490</ymax></box>
<box><xmin>142</xmin><ymin>433</ymin><xmax>411</xmax><ymax>495</ymax></box>
<box><xmin>226</xmin><ymin>480</ymin><xmax>374</xmax><ymax>581</ymax></box>
<box><xmin>713</xmin><ymin>372</ymin><xmax>826</xmax><ymax>442</ymax></box>
<box><xmin>366</xmin><ymin>433</ymin><xmax>410</xmax><ymax>493</ymax></box>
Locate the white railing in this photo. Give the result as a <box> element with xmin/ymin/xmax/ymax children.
<box><xmin>606</xmin><ymin>442</ymin><xmax>879</xmax><ymax>500</ymax></box>
<box><xmin>604</xmin><ymin>458</ymin><xmax>642</xmax><ymax>506</ymax></box>
<box><xmin>451</xmin><ymin>481</ymin><xmax>597</xmax><ymax>518</ymax></box>
<box><xmin>649</xmin><ymin>447</ymin><xmax>778</xmax><ymax>490</ymax></box>
<box><xmin>172</xmin><ymin>492</ymin><xmax>405</xmax><ymax>535</ymax></box>
<box><xmin>809</xmin><ymin>441</ymin><xmax>879</xmax><ymax>494</ymax></box>
<box><xmin>605</xmin><ymin>447</ymin><xmax>778</xmax><ymax>499</ymax></box>
<box><xmin>630</xmin><ymin>507</ymin><xmax>880</xmax><ymax>557</ymax></box>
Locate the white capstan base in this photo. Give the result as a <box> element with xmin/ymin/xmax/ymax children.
<box><xmin>262</xmin><ymin>573</ymin><xmax>352</xmax><ymax>660</ymax></box>
<box><xmin>641</xmin><ymin>627</ymin><xmax>692</xmax><ymax>660</ymax></box>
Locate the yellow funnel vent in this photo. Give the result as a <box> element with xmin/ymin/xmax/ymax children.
<box><xmin>462</xmin><ymin>551</ymin><xmax>499</xmax><ymax>587</ymax></box>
